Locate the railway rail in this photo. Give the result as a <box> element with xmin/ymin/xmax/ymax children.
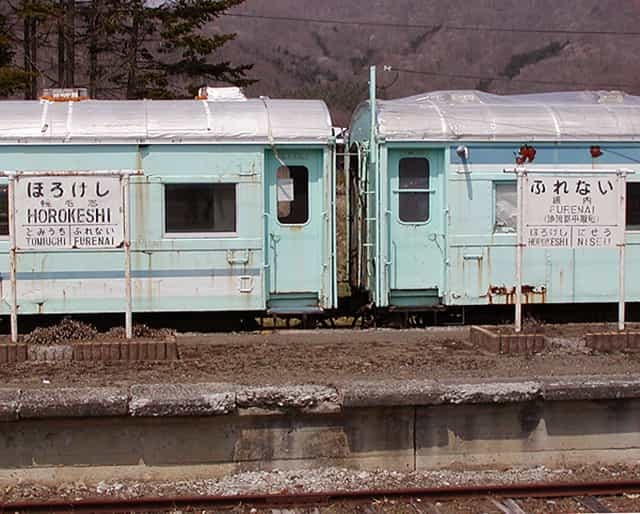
<box><xmin>5</xmin><ymin>479</ymin><xmax>640</xmax><ymax>513</ymax></box>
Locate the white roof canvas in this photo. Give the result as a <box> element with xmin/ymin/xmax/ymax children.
<box><xmin>0</xmin><ymin>98</ymin><xmax>332</xmax><ymax>144</ymax></box>
<box><xmin>356</xmin><ymin>90</ymin><xmax>640</xmax><ymax>141</ymax></box>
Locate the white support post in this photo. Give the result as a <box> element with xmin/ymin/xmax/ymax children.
<box><xmin>515</xmin><ymin>169</ymin><xmax>524</xmax><ymax>333</ymax></box>
<box><xmin>2</xmin><ymin>169</ymin><xmax>139</xmax><ymax>340</ymax></box>
<box><xmin>505</xmin><ymin>166</ymin><xmax>631</xmax><ymax>332</ymax></box>
<box><xmin>618</xmin><ymin>170</ymin><xmax>626</xmax><ymax>332</ymax></box>
<box><xmin>619</xmin><ymin>243</ymin><xmax>625</xmax><ymax>331</ymax></box>
<box><xmin>8</xmin><ymin>174</ymin><xmax>17</xmax><ymax>343</ymax></box>
<box><xmin>123</xmin><ymin>175</ymin><xmax>132</xmax><ymax>340</ymax></box>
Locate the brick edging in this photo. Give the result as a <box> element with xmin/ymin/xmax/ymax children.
<box><xmin>0</xmin><ymin>340</ymin><xmax>178</xmax><ymax>363</ymax></box>
<box><xmin>586</xmin><ymin>332</ymin><xmax>640</xmax><ymax>352</ymax></box>
<box><xmin>470</xmin><ymin>326</ymin><xmax>546</xmax><ymax>354</ymax></box>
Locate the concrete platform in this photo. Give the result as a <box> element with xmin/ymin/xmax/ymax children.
<box><xmin>1</xmin><ymin>376</ymin><xmax>640</xmax><ymax>484</ymax></box>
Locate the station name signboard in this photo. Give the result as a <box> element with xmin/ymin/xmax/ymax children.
<box><xmin>523</xmin><ymin>174</ymin><xmax>622</xmax><ymax>249</ymax></box>
<box><xmin>14</xmin><ymin>175</ymin><xmax>123</xmax><ymax>250</ymax></box>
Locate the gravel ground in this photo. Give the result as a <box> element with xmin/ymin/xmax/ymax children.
<box><xmin>3</xmin><ymin>465</ymin><xmax>640</xmax><ymax>511</ymax></box>
<box><xmin>1</xmin><ymin>325</ymin><xmax>640</xmax><ymax>388</ymax></box>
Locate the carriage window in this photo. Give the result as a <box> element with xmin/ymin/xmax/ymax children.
<box><xmin>0</xmin><ymin>185</ymin><xmax>7</xmax><ymax>236</ymax></box>
<box><xmin>277</xmin><ymin>166</ymin><xmax>309</xmax><ymax>224</ymax></box>
<box><xmin>627</xmin><ymin>183</ymin><xmax>640</xmax><ymax>229</ymax></box>
<box><xmin>165</xmin><ymin>183</ymin><xmax>236</xmax><ymax>234</ymax></box>
<box><xmin>399</xmin><ymin>157</ymin><xmax>429</xmax><ymax>222</ymax></box>
<box><xmin>494</xmin><ymin>182</ymin><xmax>517</xmax><ymax>233</ymax></box>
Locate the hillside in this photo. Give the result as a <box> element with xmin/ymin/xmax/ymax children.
<box><xmin>219</xmin><ymin>0</ymin><xmax>640</xmax><ymax>125</ymax></box>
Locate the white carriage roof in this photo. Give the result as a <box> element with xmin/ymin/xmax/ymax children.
<box><xmin>0</xmin><ymin>98</ymin><xmax>333</xmax><ymax>144</ymax></box>
<box><xmin>366</xmin><ymin>90</ymin><xmax>640</xmax><ymax>141</ymax></box>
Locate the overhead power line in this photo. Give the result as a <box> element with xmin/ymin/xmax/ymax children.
<box><xmin>224</xmin><ymin>12</ymin><xmax>640</xmax><ymax>37</ymax></box>
<box><xmin>388</xmin><ymin>66</ymin><xmax>638</xmax><ymax>90</ymax></box>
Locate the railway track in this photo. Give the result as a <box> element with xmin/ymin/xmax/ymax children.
<box><xmin>4</xmin><ymin>479</ymin><xmax>640</xmax><ymax>513</ymax></box>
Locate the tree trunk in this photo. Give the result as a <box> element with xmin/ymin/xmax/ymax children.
<box><xmin>64</xmin><ymin>0</ymin><xmax>75</xmax><ymax>87</ymax></box>
<box><xmin>125</xmin><ymin>10</ymin><xmax>139</xmax><ymax>99</ymax></box>
<box><xmin>29</xmin><ymin>17</ymin><xmax>38</xmax><ymax>98</ymax></box>
<box><xmin>88</xmin><ymin>0</ymin><xmax>99</xmax><ymax>97</ymax></box>
<box><xmin>57</xmin><ymin>1</ymin><xmax>66</xmax><ymax>86</ymax></box>
<box><xmin>22</xmin><ymin>7</ymin><xmax>38</xmax><ymax>99</ymax></box>
<box><xmin>23</xmin><ymin>13</ymin><xmax>31</xmax><ymax>98</ymax></box>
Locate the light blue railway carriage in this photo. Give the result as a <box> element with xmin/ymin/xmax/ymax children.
<box><xmin>0</xmin><ymin>93</ymin><xmax>336</xmax><ymax>318</ymax></box>
<box><xmin>349</xmin><ymin>83</ymin><xmax>640</xmax><ymax>312</ymax></box>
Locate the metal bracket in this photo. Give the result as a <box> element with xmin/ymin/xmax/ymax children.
<box><xmin>238</xmin><ymin>165</ymin><xmax>258</xmax><ymax>177</ymax></box>
<box><xmin>227</xmin><ymin>249</ymin><xmax>250</xmax><ymax>265</ymax></box>
<box><xmin>239</xmin><ymin>276</ymin><xmax>254</xmax><ymax>293</ymax></box>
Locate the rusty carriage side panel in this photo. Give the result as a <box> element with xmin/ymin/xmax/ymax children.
<box><xmin>0</xmin><ymin>96</ymin><xmax>335</xmax><ymax>317</ymax></box>
<box><xmin>126</xmin><ymin>144</ymin><xmax>266</xmax><ymax>314</ymax></box>
<box><xmin>488</xmin><ymin>284</ymin><xmax>547</xmax><ymax>305</ymax></box>
<box><xmin>446</xmin><ymin>143</ymin><xmax>639</xmax><ymax>307</ymax></box>
<box><xmin>352</xmin><ymin>89</ymin><xmax>640</xmax><ymax>310</ymax></box>
<box><xmin>451</xmin><ymin>245</ymin><xmax>548</xmax><ymax>306</ymax></box>
<box><xmin>0</xmin><ymin>145</ymin><xmax>140</xmax><ymax>315</ymax></box>
<box><xmin>0</xmin><ymin>144</ymin><xmax>267</xmax><ymax>315</ymax></box>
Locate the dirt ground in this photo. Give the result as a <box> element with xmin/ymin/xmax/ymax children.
<box><xmin>1</xmin><ymin>325</ymin><xmax>640</xmax><ymax>388</ymax></box>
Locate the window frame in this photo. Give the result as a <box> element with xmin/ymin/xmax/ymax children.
<box><xmin>0</xmin><ymin>182</ymin><xmax>8</xmax><ymax>239</ymax></box>
<box><xmin>395</xmin><ymin>156</ymin><xmax>432</xmax><ymax>225</ymax></box>
<box><xmin>626</xmin><ymin>181</ymin><xmax>640</xmax><ymax>231</ymax></box>
<box><xmin>493</xmin><ymin>180</ymin><xmax>518</xmax><ymax>234</ymax></box>
<box><xmin>491</xmin><ymin>180</ymin><xmax>640</xmax><ymax>234</ymax></box>
<box><xmin>162</xmin><ymin>182</ymin><xmax>239</xmax><ymax>239</ymax></box>
<box><xmin>276</xmin><ymin>165</ymin><xmax>311</xmax><ymax>227</ymax></box>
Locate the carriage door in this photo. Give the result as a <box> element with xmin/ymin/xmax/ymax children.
<box><xmin>387</xmin><ymin>149</ymin><xmax>445</xmax><ymax>306</ymax></box>
<box><xmin>265</xmin><ymin>150</ymin><xmax>323</xmax><ymax>310</ymax></box>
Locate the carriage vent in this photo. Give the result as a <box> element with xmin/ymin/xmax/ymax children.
<box><xmin>40</xmin><ymin>88</ymin><xmax>90</xmax><ymax>102</ymax></box>
<box><xmin>196</xmin><ymin>86</ymin><xmax>247</xmax><ymax>102</ymax></box>
<box><xmin>431</xmin><ymin>92</ymin><xmax>482</xmax><ymax>105</ymax></box>
<box><xmin>596</xmin><ymin>91</ymin><xmax>625</xmax><ymax>104</ymax></box>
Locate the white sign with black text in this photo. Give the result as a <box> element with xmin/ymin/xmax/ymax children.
<box><xmin>14</xmin><ymin>175</ymin><xmax>123</xmax><ymax>250</ymax></box>
<box><xmin>523</xmin><ymin>174</ymin><xmax>622</xmax><ymax>249</ymax></box>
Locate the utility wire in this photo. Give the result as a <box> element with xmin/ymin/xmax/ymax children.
<box><xmin>224</xmin><ymin>12</ymin><xmax>640</xmax><ymax>89</ymax></box>
<box><xmin>386</xmin><ymin>66</ymin><xmax>638</xmax><ymax>90</ymax></box>
<box><xmin>224</xmin><ymin>12</ymin><xmax>640</xmax><ymax>37</ymax></box>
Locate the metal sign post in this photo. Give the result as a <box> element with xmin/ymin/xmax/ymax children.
<box><xmin>617</xmin><ymin>170</ymin><xmax>627</xmax><ymax>331</ymax></box>
<box><xmin>515</xmin><ymin>168</ymin><xmax>525</xmax><ymax>333</ymax></box>
<box><xmin>506</xmin><ymin>167</ymin><xmax>631</xmax><ymax>333</ymax></box>
<box><xmin>7</xmin><ymin>173</ymin><xmax>17</xmax><ymax>343</ymax></box>
<box><xmin>3</xmin><ymin>169</ymin><xmax>139</xmax><ymax>342</ymax></box>
<box><xmin>123</xmin><ymin>174</ymin><xmax>133</xmax><ymax>340</ymax></box>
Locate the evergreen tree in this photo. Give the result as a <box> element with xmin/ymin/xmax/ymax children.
<box><xmin>1</xmin><ymin>0</ymin><xmax>255</xmax><ymax>99</ymax></box>
<box><xmin>104</xmin><ymin>0</ymin><xmax>159</xmax><ymax>99</ymax></box>
<box><xmin>108</xmin><ymin>0</ymin><xmax>254</xmax><ymax>99</ymax></box>
<box><xmin>0</xmin><ymin>12</ymin><xmax>29</xmax><ymax>96</ymax></box>
<box><xmin>56</xmin><ymin>0</ymin><xmax>76</xmax><ymax>88</ymax></box>
<box><xmin>156</xmin><ymin>0</ymin><xmax>255</xmax><ymax>95</ymax></box>
<box><xmin>79</xmin><ymin>0</ymin><xmax>118</xmax><ymax>97</ymax></box>
<box><xmin>4</xmin><ymin>0</ymin><xmax>57</xmax><ymax>98</ymax></box>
